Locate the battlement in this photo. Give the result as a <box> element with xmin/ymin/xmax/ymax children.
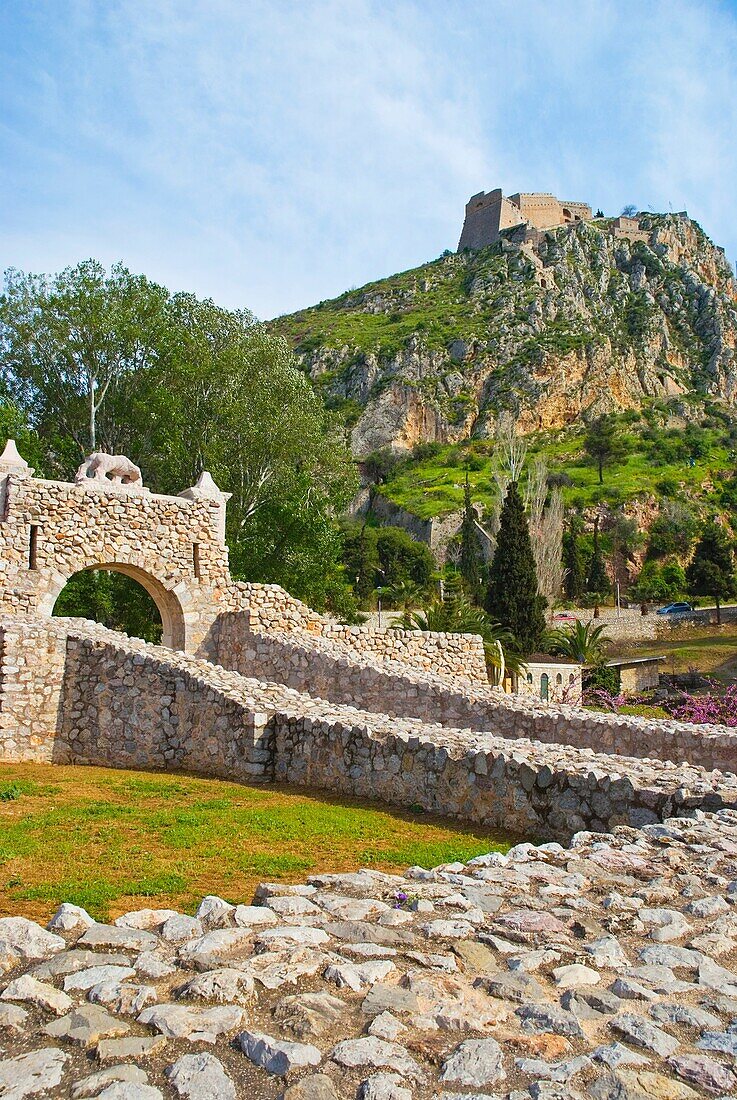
<box><xmin>457</xmin><ymin>187</ymin><xmax>593</xmax><ymax>251</ymax></box>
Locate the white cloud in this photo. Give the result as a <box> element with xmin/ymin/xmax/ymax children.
<box><xmin>0</xmin><ymin>0</ymin><xmax>735</xmax><ymax>316</ymax></box>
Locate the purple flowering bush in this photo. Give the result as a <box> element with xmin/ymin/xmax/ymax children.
<box><xmin>670</xmin><ymin>682</ymin><xmax>737</xmax><ymax>727</ymax></box>
<box><xmin>586</xmin><ymin>680</ymin><xmax>737</xmax><ymax>727</ymax></box>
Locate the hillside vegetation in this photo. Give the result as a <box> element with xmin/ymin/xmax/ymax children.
<box><xmin>380</xmin><ymin>401</ymin><xmax>737</xmax><ymax>522</ymax></box>
<box><xmin>273</xmin><ymin>213</ymin><xmax>737</xmax><ymax>464</ymax></box>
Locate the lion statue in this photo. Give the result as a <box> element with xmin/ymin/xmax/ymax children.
<box><xmin>75</xmin><ymin>452</ymin><xmax>143</xmax><ymax>487</ymax></box>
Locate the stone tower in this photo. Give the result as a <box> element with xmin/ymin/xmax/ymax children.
<box><xmin>458</xmin><ymin>189</ymin><xmax>592</xmax><ymax>251</ymax></box>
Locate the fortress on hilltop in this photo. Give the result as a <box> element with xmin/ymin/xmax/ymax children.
<box><xmin>457</xmin><ymin>188</ymin><xmax>593</xmax><ymax>251</ymax></box>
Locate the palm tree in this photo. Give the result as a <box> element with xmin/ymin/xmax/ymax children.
<box><xmin>384</xmin><ymin>579</ymin><xmax>426</xmax><ymax>613</ymax></box>
<box><xmin>398</xmin><ymin>574</ymin><xmax>523</xmax><ymax>684</ymax></box>
<box><xmin>546</xmin><ymin>620</ymin><xmax>609</xmax><ymax>664</ymax></box>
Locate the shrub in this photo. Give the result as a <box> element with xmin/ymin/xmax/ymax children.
<box><xmin>548</xmin><ymin>471</ymin><xmax>573</xmax><ymax>489</ymax></box>
<box><xmin>584</xmin><ymin>665</ymin><xmax>620</xmax><ymax>695</ymax></box>
<box><xmin>655</xmin><ymin>476</ymin><xmax>679</xmax><ymax>497</ymax></box>
<box><xmin>411</xmin><ymin>441</ymin><xmax>443</xmax><ymax>462</ymax></box>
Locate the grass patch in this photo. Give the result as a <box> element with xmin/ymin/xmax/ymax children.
<box><xmin>239</xmin><ymin>852</ymin><xmax>314</xmax><ymax>878</ymax></box>
<box><xmin>618</xmin><ymin>704</ymin><xmax>670</xmax><ymax>719</ymax></box>
<box><xmin>0</xmin><ymin>764</ymin><xmax>517</xmax><ymax>922</ymax></box>
<box><xmin>380</xmin><ymin>427</ymin><xmax>733</xmax><ymax>521</ymax></box>
<box><xmin>613</xmin><ymin>624</ymin><xmax>737</xmax><ymax>684</ymax></box>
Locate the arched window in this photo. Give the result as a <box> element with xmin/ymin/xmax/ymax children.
<box><xmin>556</xmin><ymin>673</ymin><xmax>563</xmax><ymax>686</ymax></box>
<box><xmin>526</xmin><ymin>672</ymin><xmax>533</xmax><ymax>683</ymax></box>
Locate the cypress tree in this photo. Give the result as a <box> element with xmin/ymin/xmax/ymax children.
<box><xmin>586</xmin><ymin>516</ymin><xmax>611</xmax><ymax>596</ymax></box>
<box><xmin>485</xmin><ymin>481</ymin><xmax>547</xmax><ymax>656</ymax></box>
<box><xmin>458</xmin><ymin>471</ymin><xmax>485</xmax><ymax>604</ymax></box>
<box><xmin>686</xmin><ymin>519</ymin><xmax>736</xmax><ymax>625</ymax></box>
<box><xmin>562</xmin><ymin>517</ymin><xmax>585</xmax><ymax>600</ymax></box>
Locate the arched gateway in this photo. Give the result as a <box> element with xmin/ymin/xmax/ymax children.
<box><xmin>0</xmin><ymin>440</ymin><xmax>233</xmax><ymax>653</ymax></box>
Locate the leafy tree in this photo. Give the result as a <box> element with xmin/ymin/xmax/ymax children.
<box><xmin>610</xmin><ymin>511</ymin><xmax>644</xmax><ymax>561</ymax></box>
<box><xmin>583</xmin><ymin>414</ymin><xmax>627</xmax><ymax>484</ymax></box>
<box><xmin>458</xmin><ymin>471</ymin><xmax>485</xmax><ymax>603</ymax></box>
<box><xmin>547</xmin><ymin>620</ymin><xmax>608</xmax><ymax>664</ymax></box>
<box><xmin>137</xmin><ymin>294</ymin><xmax>358</xmax><ymax>613</ymax></box>
<box><xmin>0</xmin><ymin>261</ymin><xmax>169</xmax><ymax>455</ymax></box>
<box><xmin>661</xmin><ymin>561</ymin><xmax>687</xmax><ymax>595</ymax></box>
<box><xmin>621</xmin><ymin>204</ymin><xmax>638</xmax><ymax>217</ymax></box>
<box><xmin>53</xmin><ymin>570</ymin><xmax>162</xmax><ymax>643</ymax></box>
<box><xmin>562</xmin><ymin>517</ymin><xmax>586</xmax><ymax>600</ymax></box>
<box><xmin>485</xmin><ymin>481</ymin><xmax>546</xmax><ymax>656</ymax></box>
<box><xmin>340</xmin><ymin>523</ymin><xmax>434</xmax><ymax>605</ymax></box>
<box><xmin>686</xmin><ymin>520</ymin><xmax>736</xmax><ymax>624</ymax></box>
<box><xmin>362</xmin><ymin>448</ymin><xmax>404</xmax><ymax>485</ymax></box>
<box><xmin>586</xmin><ymin>516</ymin><xmax>611</xmax><ymax>597</ymax></box>
<box><xmin>375</xmin><ymin>527</ymin><xmax>434</xmax><ymax>593</ymax></box>
<box><xmin>648</xmin><ymin>501</ymin><xmax>697</xmax><ymax>559</ymax></box>
<box><xmin>632</xmin><ymin>560</ymin><xmax>687</xmax><ymax>602</ymax></box>
<box><xmin>341</xmin><ymin>522</ymin><xmax>380</xmax><ymax>602</ymax></box>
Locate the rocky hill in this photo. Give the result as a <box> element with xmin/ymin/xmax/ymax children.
<box><xmin>273</xmin><ymin>214</ymin><xmax>737</xmax><ymax>458</ymax></box>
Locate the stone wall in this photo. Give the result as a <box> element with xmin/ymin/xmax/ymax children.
<box><xmin>0</xmin><ymin>619</ymin><xmax>67</xmax><ymax>762</ymax></box>
<box><xmin>3</xmin><ymin>616</ymin><xmax>736</xmax><ymax>841</ymax></box>
<box><xmin>218</xmin><ymin>584</ymin><xmax>490</xmax><ymax>687</ymax></box>
<box><xmin>0</xmin><ymin>458</ymin><xmax>490</xmax><ymax>687</ymax></box>
<box><xmin>213</xmin><ymin>610</ymin><xmax>737</xmax><ymax>774</ymax></box>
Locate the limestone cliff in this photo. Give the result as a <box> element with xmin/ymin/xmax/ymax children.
<box><xmin>272</xmin><ymin>214</ymin><xmax>737</xmax><ymax>456</ymax></box>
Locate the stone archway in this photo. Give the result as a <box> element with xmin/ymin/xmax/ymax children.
<box><xmin>0</xmin><ymin>443</ymin><xmax>234</xmax><ymax>654</ymax></box>
<box><xmin>43</xmin><ymin>562</ymin><xmax>187</xmax><ymax>650</ymax></box>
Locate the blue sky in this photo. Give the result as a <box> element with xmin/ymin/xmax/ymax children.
<box><xmin>2</xmin><ymin>1</ymin><xmax>736</xmax><ymax>320</ymax></box>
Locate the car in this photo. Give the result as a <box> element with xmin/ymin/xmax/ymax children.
<box><xmin>553</xmin><ymin>611</ymin><xmax>579</xmax><ymax>621</ymax></box>
<box><xmin>656</xmin><ymin>602</ymin><xmax>694</xmax><ymax>616</ymax></box>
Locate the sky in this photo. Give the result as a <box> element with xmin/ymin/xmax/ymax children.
<box><xmin>1</xmin><ymin>0</ymin><xmax>737</xmax><ymax>321</ymax></box>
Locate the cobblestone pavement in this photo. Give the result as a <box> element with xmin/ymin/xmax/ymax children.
<box><xmin>2</xmin><ymin>809</ymin><xmax>737</xmax><ymax>1098</ymax></box>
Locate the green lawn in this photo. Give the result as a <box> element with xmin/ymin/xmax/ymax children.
<box><xmin>610</xmin><ymin>624</ymin><xmax>737</xmax><ymax>684</ymax></box>
<box><xmin>0</xmin><ymin>765</ymin><xmax>514</xmax><ymax>923</ymax></box>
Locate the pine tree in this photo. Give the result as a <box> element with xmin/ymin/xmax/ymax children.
<box><xmin>583</xmin><ymin>415</ymin><xmax>627</xmax><ymax>484</ymax></box>
<box><xmin>485</xmin><ymin>481</ymin><xmax>547</xmax><ymax>656</ymax></box>
<box><xmin>686</xmin><ymin>519</ymin><xmax>736</xmax><ymax>625</ymax></box>
<box><xmin>562</xmin><ymin>517</ymin><xmax>585</xmax><ymax>600</ymax></box>
<box><xmin>586</xmin><ymin>516</ymin><xmax>611</xmax><ymax>596</ymax></box>
<box><xmin>458</xmin><ymin>471</ymin><xmax>485</xmax><ymax>604</ymax></box>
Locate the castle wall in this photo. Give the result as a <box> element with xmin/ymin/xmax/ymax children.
<box><xmin>3</xmin><ymin>617</ymin><xmax>735</xmax><ymax>841</ymax></box>
<box><xmin>457</xmin><ymin>189</ymin><xmax>525</xmax><ymax>251</ymax></box>
<box><xmin>458</xmin><ymin>188</ymin><xmax>592</xmax><ymax>251</ymax></box>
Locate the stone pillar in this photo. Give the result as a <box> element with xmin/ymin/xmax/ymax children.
<box><xmin>0</xmin><ymin>439</ymin><xmax>33</xmax><ymax>517</ymax></box>
<box><xmin>178</xmin><ymin>471</ymin><xmax>232</xmax><ymax>545</ymax></box>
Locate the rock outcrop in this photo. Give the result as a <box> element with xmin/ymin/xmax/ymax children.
<box><xmin>273</xmin><ymin>214</ymin><xmax>737</xmax><ymax>456</ymax></box>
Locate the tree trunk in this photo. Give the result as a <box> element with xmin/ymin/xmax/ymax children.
<box><xmin>89</xmin><ymin>388</ymin><xmax>96</xmax><ymax>453</ymax></box>
<box><xmin>716</xmin><ymin>596</ymin><xmax>722</xmax><ymax>625</ymax></box>
<box><xmin>598</xmin><ymin>457</ymin><xmax>603</xmax><ymax>484</ymax></box>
